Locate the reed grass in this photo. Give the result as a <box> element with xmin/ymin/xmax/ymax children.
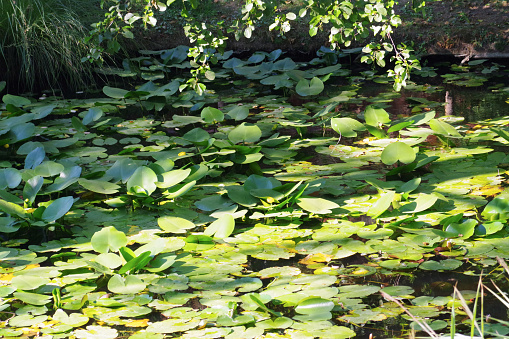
<box><xmin>0</xmin><ymin>0</ymin><xmax>97</xmax><ymax>93</ymax></box>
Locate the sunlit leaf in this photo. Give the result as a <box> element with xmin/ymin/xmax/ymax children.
<box><xmin>158</xmin><ymin>216</ymin><xmax>195</xmax><ymax>233</ymax></box>
<box><xmin>331</xmin><ymin>117</ymin><xmax>366</xmax><ymax>138</ymax></box>
<box><xmin>204</xmin><ymin>214</ymin><xmax>235</xmax><ymax>239</ymax></box>
<box><xmin>367</xmin><ymin>191</ymin><xmax>395</xmax><ymax>218</ymax></box>
<box><xmin>381</xmin><ymin>142</ymin><xmax>416</xmax><ymax>165</ymax></box>
<box><xmin>91</xmin><ymin>226</ymin><xmax>128</xmax><ymax>253</ymax></box>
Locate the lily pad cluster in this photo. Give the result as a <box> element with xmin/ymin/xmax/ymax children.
<box><xmin>0</xmin><ymin>51</ymin><xmax>508</xmax><ymax>338</ymax></box>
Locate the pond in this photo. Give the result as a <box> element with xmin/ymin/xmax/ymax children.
<box><xmin>0</xmin><ymin>48</ymin><xmax>509</xmax><ymax>339</ymax></box>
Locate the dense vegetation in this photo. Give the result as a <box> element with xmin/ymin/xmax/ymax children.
<box><xmin>1</xmin><ymin>1</ymin><xmax>509</xmax><ymax>338</ymax></box>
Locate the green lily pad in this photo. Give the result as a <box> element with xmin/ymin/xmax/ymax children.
<box><xmin>331</xmin><ymin>117</ymin><xmax>366</xmax><ymax>138</ymax></box>
<box><xmin>381</xmin><ymin>142</ymin><xmax>416</xmax><ymax>165</ymax></box>
<box><xmin>419</xmin><ymin>259</ymin><xmax>463</xmax><ymax>271</ymax></box>
<box><xmin>204</xmin><ymin>214</ymin><xmax>235</xmax><ymax>239</ymax></box>
<box><xmin>296</xmin><ymin>197</ymin><xmax>340</xmax><ymax>214</ymax></box>
<box><xmin>228</xmin><ymin>123</ymin><xmax>262</xmax><ymax>144</ymax></box>
<box><xmin>296</xmin><ymin>77</ymin><xmax>324</xmax><ymax>96</ymax></box>
<box><xmin>91</xmin><ymin>226</ymin><xmax>128</xmax><ymax>254</ymax></box>
<box><xmin>158</xmin><ymin>216</ymin><xmax>195</xmax><ymax>234</ymax></box>
<box><xmin>108</xmin><ymin>274</ymin><xmax>147</xmax><ymax>294</ymax></box>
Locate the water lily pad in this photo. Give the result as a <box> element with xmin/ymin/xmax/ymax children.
<box><xmin>53</xmin><ymin>309</ymin><xmax>89</xmax><ymax>327</ymax></box>
<box><xmin>204</xmin><ymin>214</ymin><xmax>235</xmax><ymax>239</ymax></box>
<box><xmin>331</xmin><ymin>117</ymin><xmax>366</xmax><ymax>138</ymax></box>
<box><xmin>381</xmin><ymin>142</ymin><xmax>416</xmax><ymax>165</ymax></box>
<box><xmin>420</xmin><ymin>259</ymin><xmax>463</xmax><ymax>271</ymax></box>
<box><xmin>91</xmin><ymin>226</ymin><xmax>128</xmax><ymax>253</ymax></box>
<box><xmin>158</xmin><ymin>216</ymin><xmax>195</xmax><ymax>234</ymax></box>
<box><xmin>201</xmin><ymin>107</ymin><xmax>224</xmax><ymax>123</ymax></box>
<box><xmin>79</xmin><ymin>179</ymin><xmax>120</xmax><ymax>194</ymax></box>
<box><xmin>108</xmin><ymin>274</ymin><xmax>147</xmax><ymax>294</ymax></box>
<box><xmin>127</xmin><ymin>166</ymin><xmax>158</xmax><ymax>196</ymax></box>
<box><xmin>228</xmin><ymin>123</ymin><xmax>262</xmax><ymax>144</ymax></box>
<box><xmin>296</xmin><ymin>77</ymin><xmax>324</xmax><ymax>96</ymax></box>
<box><xmin>75</xmin><ymin>325</ymin><xmax>118</xmax><ymax>339</ymax></box>
<box><xmin>367</xmin><ymin>191</ymin><xmax>395</xmax><ymax>218</ymax></box>
<box><xmin>42</xmin><ymin>196</ymin><xmax>74</xmax><ymax>223</ymax></box>
<box><xmin>296</xmin><ymin>197</ymin><xmax>340</xmax><ymax>214</ymax></box>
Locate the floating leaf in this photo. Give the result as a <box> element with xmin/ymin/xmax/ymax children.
<box><xmin>296</xmin><ymin>77</ymin><xmax>324</xmax><ymax>96</ymax></box>
<box><xmin>420</xmin><ymin>259</ymin><xmax>463</xmax><ymax>271</ymax></box>
<box><xmin>75</xmin><ymin>325</ymin><xmax>118</xmax><ymax>339</ymax></box>
<box><xmin>41</xmin><ymin>196</ymin><xmax>74</xmax><ymax>223</ymax></box>
<box><xmin>201</xmin><ymin>107</ymin><xmax>224</xmax><ymax>123</ymax></box>
<box><xmin>296</xmin><ymin>197</ymin><xmax>340</xmax><ymax>214</ymax></box>
<box><xmin>103</xmin><ymin>86</ymin><xmax>129</xmax><ymax>99</ymax></box>
<box><xmin>367</xmin><ymin>191</ymin><xmax>395</xmax><ymax>218</ymax></box>
<box><xmin>158</xmin><ymin>216</ymin><xmax>195</xmax><ymax>233</ymax></box>
<box><xmin>331</xmin><ymin>117</ymin><xmax>366</xmax><ymax>138</ymax></box>
<box><xmin>381</xmin><ymin>142</ymin><xmax>416</xmax><ymax>165</ymax></box>
<box><xmin>401</xmin><ymin>194</ymin><xmax>438</xmax><ymax>214</ymax></box>
<box><xmin>482</xmin><ymin>194</ymin><xmax>509</xmax><ymax>221</ymax></box>
<box><xmin>79</xmin><ymin>179</ymin><xmax>120</xmax><ymax>194</ymax></box>
<box><xmin>295</xmin><ymin>297</ymin><xmax>334</xmax><ymax>316</ymax></box>
<box><xmin>24</xmin><ymin>147</ymin><xmax>45</xmax><ymax>170</ymax></box>
<box><xmin>228</xmin><ymin>123</ymin><xmax>262</xmax><ymax>144</ymax></box>
<box><xmin>53</xmin><ymin>309</ymin><xmax>89</xmax><ymax>327</ymax></box>
<box><xmin>0</xmin><ymin>168</ymin><xmax>21</xmax><ymax>189</ymax></box>
<box><xmin>108</xmin><ymin>274</ymin><xmax>146</xmax><ymax>294</ymax></box>
<box><xmin>364</xmin><ymin>105</ymin><xmax>390</xmax><ymax>127</ymax></box>
<box><xmin>91</xmin><ymin>226</ymin><xmax>128</xmax><ymax>253</ymax></box>
<box><xmin>445</xmin><ymin>219</ymin><xmax>478</xmax><ymax>239</ymax></box>
<box><xmin>429</xmin><ymin>118</ymin><xmax>462</xmax><ymax>138</ymax></box>
<box><xmin>226</xmin><ymin>106</ymin><xmax>249</xmax><ymax>121</ymax></box>
<box><xmin>11</xmin><ymin>275</ymin><xmax>49</xmax><ymax>290</ymax></box>
<box><xmin>127</xmin><ymin>166</ymin><xmax>158</xmax><ymax>196</ymax></box>
<box><xmin>204</xmin><ymin>214</ymin><xmax>235</xmax><ymax>239</ymax></box>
